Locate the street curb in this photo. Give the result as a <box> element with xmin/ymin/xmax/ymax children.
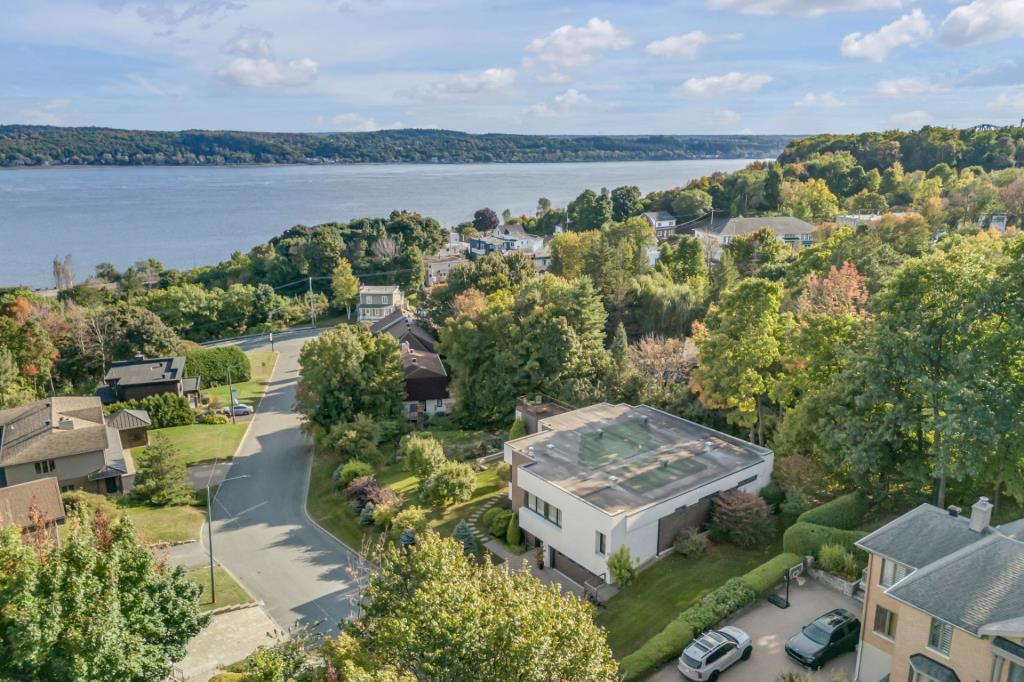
<box><xmin>228</xmin><ymin>350</ymin><xmax>279</xmax><ymax>461</ymax></box>
<box><xmin>208</xmin><ymin>600</ymin><xmax>265</xmax><ymax>617</ymax></box>
<box><xmin>301</xmin><ymin>446</ymin><xmax>365</xmax><ymax>559</ymax></box>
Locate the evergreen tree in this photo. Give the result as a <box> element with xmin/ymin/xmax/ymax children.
<box><xmin>133</xmin><ymin>436</ymin><xmax>193</xmax><ymax>506</ymax></box>
<box><xmin>451</xmin><ymin>519</ymin><xmax>478</xmax><ymax>555</ymax></box>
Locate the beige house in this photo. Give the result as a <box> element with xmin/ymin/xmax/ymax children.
<box><xmin>855</xmin><ymin>497</ymin><xmax>1024</xmax><ymax>682</ymax></box>
<box><xmin>0</xmin><ymin>397</ymin><xmax>137</xmax><ymax>495</ymax></box>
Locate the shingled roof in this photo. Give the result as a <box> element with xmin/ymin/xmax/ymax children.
<box><xmin>0</xmin><ymin>477</ymin><xmax>66</xmax><ymax>530</ymax></box>
<box><xmin>0</xmin><ymin>397</ymin><xmax>111</xmax><ymax>467</ymax></box>
<box><xmin>105</xmin><ymin>409</ymin><xmax>152</xmax><ymax>430</ymax></box>
<box><xmin>103</xmin><ymin>356</ymin><xmax>186</xmax><ymax>387</ymax></box>
<box><xmin>856</xmin><ymin>504</ymin><xmax>993</xmax><ymax>569</ymax></box>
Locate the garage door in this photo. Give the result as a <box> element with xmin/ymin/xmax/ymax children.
<box><xmin>550</xmin><ymin>548</ymin><xmax>601</xmax><ymax>587</ymax></box>
<box><xmin>656</xmin><ymin>498</ymin><xmax>712</xmax><ymax>554</ymax></box>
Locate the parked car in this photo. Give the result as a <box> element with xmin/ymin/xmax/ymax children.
<box><xmin>678</xmin><ymin>626</ymin><xmax>752</xmax><ymax>680</ymax></box>
<box><xmin>785</xmin><ymin>608</ymin><xmax>860</xmax><ymax>669</ymax></box>
<box><xmin>221</xmin><ymin>403</ymin><xmax>254</xmax><ymax>416</ymax></box>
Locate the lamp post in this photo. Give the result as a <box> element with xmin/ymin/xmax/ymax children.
<box><xmin>206</xmin><ymin>474</ymin><xmax>250</xmax><ymax>603</ymax></box>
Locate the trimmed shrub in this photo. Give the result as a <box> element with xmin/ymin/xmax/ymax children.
<box><xmin>784</xmin><ymin>522</ymin><xmax>866</xmax><ymax>560</ymax></box>
<box><xmin>391</xmin><ymin>507</ymin><xmax>428</xmax><ymax>539</ymax></box>
<box><xmin>607</xmin><ymin>545</ymin><xmax>640</xmax><ymax>588</ymax></box>
<box><xmin>344</xmin><ymin>476</ymin><xmax>402</xmax><ymax>509</ymax></box>
<box><xmin>673</xmin><ymin>529</ymin><xmax>708</xmax><ymax>558</ymax></box>
<box><xmin>496</xmin><ymin>461</ymin><xmax>512</xmax><ymax>485</ymax></box>
<box><xmin>505</xmin><ymin>513</ymin><xmax>522</xmax><ymax>546</ymax></box>
<box><xmin>741</xmin><ymin>552</ymin><xmax>802</xmax><ymax>596</ymax></box>
<box><xmin>481</xmin><ymin>507</ymin><xmax>502</xmax><ymax>531</ymax></box>
<box><xmin>336</xmin><ymin>460</ymin><xmax>374</xmax><ymax>489</ymax></box>
<box><xmin>759</xmin><ymin>482</ymin><xmax>786</xmax><ymax>512</ymax></box>
<box><xmin>710</xmin><ymin>490</ymin><xmax>775</xmax><ymax>549</ymax></box>
<box><xmin>680</xmin><ymin>578</ymin><xmax>756</xmax><ymax>633</ymax></box>
<box><xmin>797</xmin><ymin>492</ymin><xmax>868</xmax><ymax>530</ymax></box>
<box><xmin>185</xmin><ymin>346</ymin><xmax>251</xmax><ymax>388</ymax></box>
<box><xmin>359</xmin><ymin>501</ymin><xmax>376</xmax><ymax>526</ymax></box>
<box><xmin>108</xmin><ymin>393</ymin><xmax>195</xmax><ymax>428</ymax></box>
<box><xmin>619</xmin><ymin>619</ymin><xmax>695</xmax><ymax>682</ymax></box>
<box><xmin>420</xmin><ymin>460</ymin><xmax>475</xmax><ymax>505</ymax></box>
<box><xmin>779</xmin><ymin>489</ymin><xmax>810</xmax><ymax>521</ymax></box>
<box><xmin>372</xmin><ymin>503</ymin><xmax>398</xmax><ymax>529</ymax></box>
<box><xmin>401</xmin><ymin>433</ymin><xmax>447</xmax><ymax>479</ymax></box>
<box><xmin>200</xmin><ymin>411</ymin><xmax>228</xmax><ymax>425</ymax></box>
<box><xmin>487</xmin><ymin>509</ymin><xmax>513</xmax><ymax>537</ymax></box>
<box><xmin>508</xmin><ymin>418</ymin><xmax>527</xmax><ymax>440</ymax></box>
<box><xmin>818</xmin><ymin>543</ymin><xmax>862</xmax><ymax>580</ymax></box>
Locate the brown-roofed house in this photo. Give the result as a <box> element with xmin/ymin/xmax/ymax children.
<box><xmin>106</xmin><ymin>409</ymin><xmax>152</xmax><ymax>448</ymax></box>
<box><xmin>0</xmin><ymin>477</ymin><xmax>66</xmax><ymax>534</ymax></box>
<box><xmin>0</xmin><ymin>396</ymin><xmax>137</xmax><ymax>495</ymax></box>
<box><xmin>400</xmin><ymin>344</ymin><xmax>454</xmax><ymax>421</ymax></box>
<box><xmin>370</xmin><ymin>308</ymin><xmax>437</xmax><ymax>352</ymax></box>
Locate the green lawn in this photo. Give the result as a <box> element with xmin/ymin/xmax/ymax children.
<box><xmin>186</xmin><ymin>566</ymin><xmax>253</xmax><ymax>612</ymax></box>
<box><xmin>307</xmin><ymin>447</ymin><xmax>504</xmax><ymax>549</ymax></box>
<box><xmin>126</xmin><ymin>504</ymin><xmax>206</xmax><ymax>544</ymax></box>
<box><xmin>598</xmin><ymin>535</ymin><xmax>783</xmax><ymax>658</ymax></box>
<box><xmin>205</xmin><ymin>350</ymin><xmax>278</xmax><ymax>408</ymax></box>
<box><xmin>140</xmin><ymin>422</ymin><xmax>249</xmax><ymax>467</ymax></box>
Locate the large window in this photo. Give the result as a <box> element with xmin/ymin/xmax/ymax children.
<box><xmin>1009</xmin><ymin>662</ymin><xmax>1024</xmax><ymax>682</ymax></box>
<box><xmin>880</xmin><ymin>558</ymin><xmax>911</xmax><ymax>587</ymax></box>
<box><xmin>524</xmin><ymin>491</ymin><xmax>562</xmax><ymax>528</ymax></box>
<box><xmin>927</xmin><ymin>618</ymin><xmax>952</xmax><ymax>656</ymax></box>
<box><xmin>873</xmin><ymin>605</ymin><xmax>897</xmax><ymax>639</ymax></box>
<box><xmin>34</xmin><ymin>459</ymin><xmax>55</xmax><ymax>474</ymax></box>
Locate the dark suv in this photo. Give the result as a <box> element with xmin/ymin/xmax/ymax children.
<box><xmin>785</xmin><ymin>608</ymin><xmax>860</xmax><ymax>669</ymax></box>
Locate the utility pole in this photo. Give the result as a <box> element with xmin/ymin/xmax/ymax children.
<box><xmin>205</xmin><ymin>474</ymin><xmax>249</xmax><ymax>605</ymax></box>
<box><xmin>308</xmin><ymin>276</ymin><xmax>317</xmax><ymax>329</ymax></box>
<box><xmin>226</xmin><ymin>366</ymin><xmax>235</xmax><ymax>425</ymax></box>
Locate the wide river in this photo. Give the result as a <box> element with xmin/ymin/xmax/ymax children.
<box><xmin>0</xmin><ymin>159</ymin><xmax>754</xmax><ymax>288</ymax></box>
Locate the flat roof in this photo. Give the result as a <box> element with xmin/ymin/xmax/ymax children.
<box><xmin>509</xmin><ymin>403</ymin><xmax>770</xmax><ymax>515</ymax></box>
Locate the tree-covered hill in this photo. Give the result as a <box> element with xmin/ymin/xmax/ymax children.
<box><xmin>779</xmin><ymin>125</ymin><xmax>1024</xmax><ymax>172</ymax></box>
<box><xmin>0</xmin><ymin>125</ymin><xmax>795</xmax><ymax>167</ymax></box>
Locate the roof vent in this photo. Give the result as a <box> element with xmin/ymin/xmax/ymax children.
<box><xmin>528</xmin><ymin>446</ymin><xmax>535</xmax><ymax>456</ymax></box>
<box><xmin>58</xmin><ymin>418</ymin><xmax>75</xmax><ymax>431</ymax></box>
<box><xmin>947</xmin><ymin>505</ymin><xmax>961</xmax><ymax>517</ymax></box>
<box><xmin>659</xmin><ymin>458</ymin><xmax>668</xmax><ymax>469</ymax></box>
<box><xmin>703</xmin><ymin>440</ymin><xmax>714</xmax><ymax>454</ymax></box>
<box><xmin>546</xmin><ymin>444</ymin><xmax>554</xmax><ymax>454</ymax></box>
<box><xmin>608</xmin><ymin>475</ymin><xmax>619</xmax><ymax>487</ymax></box>
<box><xmin>597</xmin><ymin>429</ymin><xmax>604</xmax><ymax>440</ymax></box>
<box><xmin>642</xmin><ymin>415</ymin><xmax>649</xmax><ymax>427</ymax></box>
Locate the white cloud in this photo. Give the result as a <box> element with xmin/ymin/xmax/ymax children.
<box><xmin>536</xmin><ymin>72</ymin><xmax>570</xmax><ymax>84</ymax></box>
<box><xmin>795</xmin><ymin>91</ymin><xmax>843</xmax><ymax>107</ymax></box>
<box><xmin>719</xmin><ymin>109</ymin><xmax>741</xmax><ymax>124</ymax></box>
<box><xmin>677</xmin><ymin>72</ymin><xmax>772</xmax><ymax>96</ymax></box>
<box><xmin>890</xmin><ymin>110</ymin><xmax>932</xmax><ymax>128</ymax></box>
<box><xmin>940</xmin><ymin>0</ymin><xmax>1024</xmax><ymax>47</ymax></box>
<box><xmin>645</xmin><ymin>31</ymin><xmax>742</xmax><ymax>59</ymax></box>
<box><xmin>103</xmin><ymin>0</ymin><xmax>246</xmax><ymax>26</ymax></box>
<box><xmin>876</xmin><ymin>77</ymin><xmax>944</xmax><ymax>97</ymax></box>
<box><xmin>124</xmin><ymin>73</ymin><xmax>188</xmax><ymax>98</ymax></box>
<box><xmin>217</xmin><ymin>57</ymin><xmax>318</xmax><ymax>88</ymax></box>
<box><xmin>527</xmin><ymin>89</ymin><xmax>591</xmax><ymax>117</ymax></box>
<box><xmin>221</xmin><ymin>28</ymin><xmax>274</xmax><ymax>59</ymax></box>
<box><xmin>841</xmin><ymin>9</ymin><xmax>932</xmax><ymax>62</ymax></box>
<box><xmin>526</xmin><ymin>18</ymin><xmax>630</xmax><ymax>68</ymax></box>
<box><xmin>330</xmin><ymin>113</ymin><xmax>378</xmax><ymax>132</ymax></box>
<box><xmin>414</xmin><ymin>68</ymin><xmax>516</xmax><ymax>99</ymax></box>
<box><xmin>994</xmin><ymin>87</ymin><xmax>1024</xmax><ymax>110</ymax></box>
<box><xmin>708</xmin><ymin>0</ymin><xmax>902</xmax><ymax>17</ymax></box>
<box><xmin>15</xmin><ymin>99</ymin><xmax>71</xmax><ymax>126</ymax></box>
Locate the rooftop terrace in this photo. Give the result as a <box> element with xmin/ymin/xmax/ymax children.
<box><xmin>508</xmin><ymin>403</ymin><xmax>770</xmax><ymax>515</ymax></box>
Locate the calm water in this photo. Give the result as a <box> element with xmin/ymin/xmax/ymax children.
<box><xmin>0</xmin><ymin>159</ymin><xmax>754</xmax><ymax>288</ymax></box>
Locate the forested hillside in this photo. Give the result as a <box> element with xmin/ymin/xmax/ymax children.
<box><xmin>0</xmin><ymin>126</ymin><xmax>794</xmax><ymax>167</ymax></box>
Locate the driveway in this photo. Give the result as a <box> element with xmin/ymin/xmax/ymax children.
<box><xmin>201</xmin><ymin>327</ymin><xmax>362</xmax><ymax>635</ymax></box>
<box><xmin>646</xmin><ymin>579</ymin><xmax>860</xmax><ymax>682</ymax></box>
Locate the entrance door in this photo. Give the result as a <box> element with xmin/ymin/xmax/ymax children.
<box><xmin>105</xmin><ymin>477</ymin><xmax>119</xmax><ymax>494</ymax></box>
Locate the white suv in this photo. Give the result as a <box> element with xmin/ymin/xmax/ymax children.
<box><xmin>677</xmin><ymin>626</ymin><xmax>753</xmax><ymax>681</ymax></box>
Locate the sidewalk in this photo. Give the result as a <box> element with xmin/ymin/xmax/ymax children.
<box><xmin>484</xmin><ymin>538</ymin><xmax>585</xmax><ymax>597</ymax></box>
<box><xmin>175</xmin><ymin>605</ymin><xmax>277</xmax><ymax>682</ymax></box>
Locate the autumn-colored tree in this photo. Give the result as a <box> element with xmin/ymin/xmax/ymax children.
<box><xmin>798</xmin><ymin>262</ymin><xmax>869</xmax><ymax>317</ymax></box>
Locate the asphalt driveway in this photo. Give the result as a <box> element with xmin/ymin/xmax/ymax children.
<box><xmin>646</xmin><ymin>578</ymin><xmax>861</xmax><ymax>682</ymax></box>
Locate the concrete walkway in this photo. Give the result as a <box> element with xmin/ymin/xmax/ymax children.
<box><xmin>176</xmin><ymin>605</ymin><xmax>277</xmax><ymax>682</ymax></box>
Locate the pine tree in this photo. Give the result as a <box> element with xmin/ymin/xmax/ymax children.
<box><xmin>132</xmin><ymin>436</ymin><xmax>193</xmax><ymax>506</ymax></box>
<box><xmin>359</xmin><ymin>501</ymin><xmax>376</xmax><ymax>526</ymax></box>
<box><xmin>505</xmin><ymin>513</ymin><xmax>522</xmax><ymax>547</ymax></box>
<box><xmin>452</xmin><ymin>519</ymin><xmax>478</xmax><ymax>555</ymax></box>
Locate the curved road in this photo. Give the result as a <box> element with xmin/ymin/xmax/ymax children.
<box><xmin>206</xmin><ymin>327</ymin><xmax>359</xmax><ymax>634</ymax></box>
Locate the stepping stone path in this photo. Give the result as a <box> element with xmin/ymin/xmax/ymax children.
<box><xmin>467</xmin><ymin>498</ymin><xmax>501</xmax><ymax>543</ymax></box>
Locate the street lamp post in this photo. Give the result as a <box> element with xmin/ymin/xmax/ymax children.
<box><xmin>206</xmin><ymin>474</ymin><xmax>250</xmax><ymax>603</ymax></box>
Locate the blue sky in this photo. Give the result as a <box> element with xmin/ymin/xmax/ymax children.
<box><xmin>2</xmin><ymin>0</ymin><xmax>1023</xmax><ymax>135</ymax></box>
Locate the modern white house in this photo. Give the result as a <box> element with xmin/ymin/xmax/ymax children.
<box><xmin>468</xmin><ymin>224</ymin><xmax>544</xmax><ymax>259</ymax></box>
<box><xmin>643</xmin><ymin>211</ymin><xmax>678</xmax><ymax>241</ymax></box>
<box><xmin>503</xmin><ymin>402</ymin><xmax>774</xmax><ymax>587</ymax></box>
<box><xmin>357</xmin><ymin>285</ymin><xmax>405</xmax><ymax>322</ymax></box>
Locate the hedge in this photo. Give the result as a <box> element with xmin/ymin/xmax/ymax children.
<box><xmin>185</xmin><ymin>346</ymin><xmax>251</xmax><ymax>388</ymax></box>
<box><xmin>783</xmin><ymin>522</ymin><xmax>867</xmax><ymax>561</ymax></box>
<box><xmin>797</xmin><ymin>492</ymin><xmax>868</xmax><ymax>530</ymax></box>
<box><xmin>208</xmin><ymin>674</ymin><xmax>246</xmax><ymax>682</ymax></box>
<box><xmin>741</xmin><ymin>552</ymin><xmax>803</xmax><ymax>597</ymax></box>
<box><xmin>620</xmin><ymin>619</ymin><xmax>694</xmax><ymax>681</ymax></box>
<box><xmin>619</xmin><ymin>578</ymin><xmax>756</xmax><ymax>681</ymax></box>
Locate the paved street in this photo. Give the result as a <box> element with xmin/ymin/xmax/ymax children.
<box><xmin>203</xmin><ymin>327</ymin><xmax>361</xmax><ymax>634</ymax></box>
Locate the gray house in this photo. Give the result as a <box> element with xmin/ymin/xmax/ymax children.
<box><xmin>0</xmin><ymin>397</ymin><xmax>137</xmax><ymax>495</ymax></box>
<box><xmin>692</xmin><ymin>215</ymin><xmax>818</xmax><ymax>257</ymax></box>
<box><xmin>97</xmin><ymin>356</ymin><xmax>200</xmax><ymax>407</ymax></box>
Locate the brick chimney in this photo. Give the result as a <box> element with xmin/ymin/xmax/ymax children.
<box><xmin>969</xmin><ymin>496</ymin><xmax>993</xmax><ymax>533</ymax></box>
